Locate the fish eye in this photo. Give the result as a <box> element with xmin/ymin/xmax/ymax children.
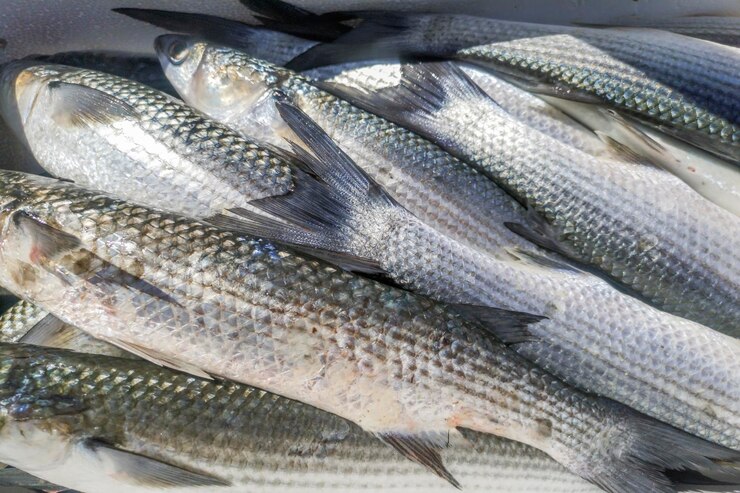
<box><xmin>168</xmin><ymin>40</ymin><xmax>190</xmax><ymax>65</ymax></box>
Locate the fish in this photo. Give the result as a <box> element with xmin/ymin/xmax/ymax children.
<box><xmin>0</xmin><ymin>61</ymin><xmax>294</xmax><ymax>220</ymax></box>
<box><xmin>317</xmin><ymin>62</ymin><xmax>614</xmax><ymax>159</ymax></box>
<box><xmin>0</xmin><ymin>172</ymin><xmax>736</xmax><ymax>492</ymax></box>
<box><xmin>0</xmin><ymin>342</ymin><xmax>607</xmax><ymax>493</ymax></box>
<box><xmin>151</xmin><ymin>38</ymin><xmax>740</xmax><ymax>448</ymax></box>
<box><xmin>319</xmin><ymin>61</ymin><xmax>740</xmax><ymax>337</ymax></box>
<box><xmin>288</xmin><ymin>13</ymin><xmax>740</xmax><ymax>163</ymax></box>
<box><xmin>578</xmin><ymin>15</ymin><xmax>740</xmax><ymax>48</ymax></box>
<box><xmin>30</xmin><ymin>51</ymin><xmax>177</xmax><ymax>96</ymax></box>
<box><xmin>0</xmin><ymin>299</ymin><xmax>129</xmax><ymax>358</ymax></box>
<box><xmin>536</xmin><ymin>95</ymin><xmax>740</xmax><ymax>216</ymax></box>
<box><xmin>0</xmin><ymin>465</ymin><xmax>67</xmax><ymax>491</ymax></box>
<box><xmin>155</xmin><ymin>36</ymin><xmax>533</xmax><ymax>260</ymax></box>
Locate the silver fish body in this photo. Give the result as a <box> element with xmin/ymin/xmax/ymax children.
<box><xmin>292</xmin><ymin>14</ymin><xmax>740</xmax><ymax>162</ymax></box>
<box><xmin>0</xmin><ymin>62</ymin><xmax>293</xmax><ymax>219</ymax></box>
<box><xmin>320</xmin><ymin>61</ymin><xmax>740</xmax><ymax>337</ymax></box>
<box><xmin>0</xmin><ymin>343</ymin><xmax>601</xmax><ymax>493</ymax></box>
<box><xmin>151</xmin><ymin>39</ymin><xmax>740</xmax><ymax>449</ymax></box>
<box><xmin>0</xmin><ymin>299</ymin><xmax>47</xmax><ymax>343</ymax></box>
<box><xmin>156</xmin><ymin>38</ymin><xmax>532</xmax><ymax>260</ymax></box>
<box><xmin>0</xmin><ymin>171</ymin><xmax>734</xmax><ymax>492</ymax></box>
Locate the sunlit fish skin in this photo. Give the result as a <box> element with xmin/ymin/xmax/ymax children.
<box><xmin>0</xmin><ymin>343</ymin><xmax>601</xmax><ymax>493</ymax></box>
<box><xmin>0</xmin><ymin>172</ymin><xmax>734</xmax><ymax>492</ymax></box>
<box><xmin>321</xmin><ymin>61</ymin><xmax>740</xmax><ymax>337</ymax></box>
<box><xmin>291</xmin><ymin>14</ymin><xmax>740</xmax><ymax>162</ymax></box>
<box><xmin>0</xmin><ymin>62</ymin><xmax>293</xmax><ymax>219</ymax></box>
<box><xmin>156</xmin><ymin>37</ymin><xmax>532</xmax><ymax>260</ymax></box>
<box><xmin>319</xmin><ymin>62</ymin><xmax>611</xmax><ymax>158</ymax></box>
<box><xmin>0</xmin><ymin>299</ymin><xmax>129</xmax><ymax>357</ymax></box>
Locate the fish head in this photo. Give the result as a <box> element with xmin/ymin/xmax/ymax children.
<box><xmin>0</xmin><ymin>174</ymin><xmax>79</xmax><ymax>303</ymax></box>
<box><xmin>155</xmin><ymin>35</ymin><xmax>292</xmax><ymax>148</ymax></box>
<box><xmin>0</xmin><ymin>60</ymin><xmax>56</xmax><ymax>148</ymax></box>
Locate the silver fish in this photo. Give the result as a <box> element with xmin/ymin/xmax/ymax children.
<box><xmin>320</xmin><ymin>61</ymin><xmax>740</xmax><ymax>337</ymax></box>
<box><xmin>0</xmin><ymin>61</ymin><xmax>293</xmax><ymax>219</ymax></box>
<box><xmin>0</xmin><ymin>171</ymin><xmax>735</xmax><ymax>492</ymax></box>
<box><xmin>156</xmin><ymin>36</ymin><xmax>530</xmax><ymax>260</ymax></box>
<box><xmin>152</xmin><ymin>40</ymin><xmax>740</xmax><ymax>450</ymax></box>
<box><xmin>0</xmin><ymin>339</ymin><xmax>600</xmax><ymax>493</ymax></box>
<box><xmin>290</xmin><ymin>13</ymin><xmax>740</xmax><ymax>163</ymax></box>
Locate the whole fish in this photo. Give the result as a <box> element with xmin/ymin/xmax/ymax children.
<box><xmin>153</xmin><ymin>39</ymin><xmax>740</xmax><ymax>450</ymax></box>
<box><xmin>289</xmin><ymin>13</ymin><xmax>740</xmax><ymax>163</ymax></box>
<box><xmin>0</xmin><ymin>342</ymin><xmax>604</xmax><ymax>493</ymax></box>
<box><xmin>0</xmin><ymin>172</ymin><xmax>735</xmax><ymax>492</ymax></box>
<box><xmin>155</xmin><ymin>36</ymin><xmax>530</xmax><ymax>260</ymax></box>
<box><xmin>320</xmin><ymin>61</ymin><xmax>740</xmax><ymax>337</ymax></box>
<box><xmin>0</xmin><ymin>299</ymin><xmax>129</xmax><ymax>357</ymax></box>
<box><xmin>582</xmin><ymin>15</ymin><xmax>740</xmax><ymax>48</ymax></box>
<box><xmin>0</xmin><ymin>61</ymin><xmax>293</xmax><ymax>219</ymax></box>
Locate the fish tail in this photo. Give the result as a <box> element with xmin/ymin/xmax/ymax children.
<box><xmin>206</xmin><ymin>91</ymin><xmax>399</xmax><ymax>275</ymax></box>
<box><xmin>564</xmin><ymin>401</ymin><xmax>740</xmax><ymax>493</ymax></box>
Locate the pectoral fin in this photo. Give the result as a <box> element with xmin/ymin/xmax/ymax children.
<box><xmin>375</xmin><ymin>431</ymin><xmax>460</xmax><ymax>489</ymax></box>
<box><xmin>82</xmin><ymin>439</ymin><xmax>230</xmax><ymax>487</ymax></box>
<box><xmin>48</xmin><ymin>81</ymin><xmax>139</xmax><ymax>128</ymax></box>
<box><xmin>104</xmin><ymin>338</ymin><xmax>213</xmax><ymax>380</ymax></box>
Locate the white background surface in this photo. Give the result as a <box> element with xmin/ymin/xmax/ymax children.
<box><xmin>1</xmin><ymin>0</ymin><xmax>738</xmax><ymax>61</ymax></box>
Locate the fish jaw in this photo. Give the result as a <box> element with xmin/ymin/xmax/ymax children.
<box><xmin>0</xmin><ymin>61</ymin><xmax>53</xmax><ymax>149</ymax></box>
<box><xmin>156</xmin><ymin>37</ymin><xmax>294</xmax><ymax>149</ymax></box>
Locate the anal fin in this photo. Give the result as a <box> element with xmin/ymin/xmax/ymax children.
<box><xmin>376</xmin><ymin>431</ymin><xmax>461</xmax><ymax>489</ymax></box>
<box><xmin>448</xmin><ymin>304</ymin><xmax>545</xmax><ymax>345</ymax></box>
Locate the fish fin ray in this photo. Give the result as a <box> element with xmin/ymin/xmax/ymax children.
<box><xmin>103</xmin><ymin>339</ymin><xmax>213</xmax><ymax>380</ymax></box>
<box><xmin>504</xmin><ymin>247</ymin><xmax>581</xmax><ymax>273</ymax></box>
<box><xmin>12</xmin><ymin>211</ymin><xmax>82</xmax><ymax>259</ymax></box>
<box><xmin>48</xmin><ymin>81</ymin><xmax>139</xmax><ymax>128</ymax></box>
<box><xmin>448</xmin><ymin>304</ymin><xmax>545</xmax><ymax>344</ymax></box>
<box><xmin>375</xmin><ymin>431</ymin><xmax>461</xmax><ymax>489</ymax></box>
<box><xmin>82</xmin><ymin>439</ymin><xmax>230</xmax><ymax>487</ymax></box>
<box><xmin>18</xmin><ymin>313</ymin><xmax>73</xmax><ymax>346</ymax></box>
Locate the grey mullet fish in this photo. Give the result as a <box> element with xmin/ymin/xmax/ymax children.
<box><xmin>318</xmin><ymin>61</ymin><xmax>740</xmax><ymax>336</ymax></box>
<box><xmin>0</xmin><ymin>61</ymin><xmax>293</xmax><ymax>219</ymax></box>
<box><xmin>0</xmin><ymin>312</ymin><xmax>601</xmax><ymax>493</ymax></box>
<box><xmin>153</xmin><ymin>36</ymin><xmax>530</xmax><ymax>260</ymax></box>
<box><xmin>289</xmin><ymin>13</ymin><xmax>740</xmax><ymax>163</ymax></box>
<box><xmin>0</xmin><ymin>171</ymin><xmax>736</xmax><ymax>493</ymax></box>
<box><xmin>152</xmin><ymin>38</ymin><xmax>740</xmax><ymax>451</ymax></box>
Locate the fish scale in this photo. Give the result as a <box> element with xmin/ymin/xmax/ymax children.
<box><xmin>154</xmin><ymin>45</ymin><xmax>740</xmax><ymax>450</ymax></box>
<box><xmin>292</xmin><ymin>14</ymin><xmax>739</xmax><ymax>161</ymax></box>
<box><xmin>0</xmin><ymin>62</ymin><xmax>293</xmax><ymax>220</ymax></box>
<box><xmin>0</xmin><ymin>171</ymin><xmax>734</xmax><ymax>493</ymax></box>
<box><xmin>0</xmin><ymin>343</ymin><xmax>601</xmax><ymax>493</ymax></box>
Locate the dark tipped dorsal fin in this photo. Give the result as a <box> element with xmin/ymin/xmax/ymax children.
<box><xmin>449</xmin><ymin>304</ymin><xmax>545</xmax><ymax>345</ymax></box>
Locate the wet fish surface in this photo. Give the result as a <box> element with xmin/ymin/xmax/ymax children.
<box><xmin>584</xmin><ymin>15</ymin><xmax>740</xmax><ymax>47</ymax></box>
<box><xmin>320</xmin><ymin>61</ymin><xmax>740</xmax><ymax>337</ymax></box>
<box><xmin>0</xmin><ymin>61</ymin><xmax>293</xmax><ymax>219</ymax></box>
<box><xmin>0</xmin><ymin>171</ymin><xmax>736</xmax><ymax>492</ymax></box>
<box><xmin>290</xmin><ymin>13</ymin><xmax>740</xmax><ymax>163</ymax></box>
<box><xmin>0</xmin><ymin>342</ymin><xmax>602</xmax><ymax>493</ymax></box>
<box><xmin>156</xmin><ymin>37</ymin><xmax>532</xmax><ymax>260</ymax></box>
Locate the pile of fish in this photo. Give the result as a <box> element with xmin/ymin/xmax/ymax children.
<box><xmin>0</xmin><ymin>2</ymin><xmax>738</xmax><ymax>492</ymax></box>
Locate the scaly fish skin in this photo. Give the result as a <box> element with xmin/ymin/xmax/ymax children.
<box><xmin>321</xmin><ymin>61</ymin><xmax>740</xmax><ymax>336</ymax></box>
<box><xmin>0</xmin><ymin>300</ymin><xmax>46</xmax><ymax>343</ymax></box>
<box><xmin>293</xmin><ymin>14</ymin><xmax>740</xmax><ymax>162</ymax></box>
<box><xmin>157</xmin><ymin>38</ymin><xmax>530</xmax><ymax>259</ymax></box>
<box><xmin>0</xmin><ymin>62</ymin><xmax>293</xmax><ymax>219</ymax></box>
<box><xmin>152</xmin><ymin>39</ymin><xmax>740</xmax><ymax>449</ymax></box>
<box><xmin>0</xmin><ymin>343</ymin><xmax>601</xmax><ymax>493</ymax></box>
<box><xmin>0</xmin><ymin>171</ymin><xmax>731</xmax><ymax>492</ymax></box>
